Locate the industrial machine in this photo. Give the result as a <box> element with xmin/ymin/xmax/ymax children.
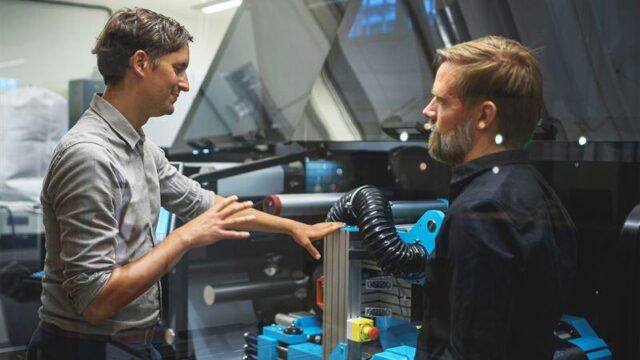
<box><xmin>154</xmin><ymin>0</ymin><xmax>636</xmax><ymax>358</ymax></box>
<box><xmin>244</xmin><ymin>186</ymin><xmax>612</xmax><ymax>360</ymax></box>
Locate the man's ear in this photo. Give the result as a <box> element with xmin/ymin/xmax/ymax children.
<box><xmin>476</xmin><ymin>100</ymin><xmax>497</xmax><ymax>130</ymax></box>
<box><xmin>129</xmin><ymin>50</ymin><xmax>149</xmax><ymax>78</ymax></box>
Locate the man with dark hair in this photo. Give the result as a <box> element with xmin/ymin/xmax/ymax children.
<box><xmin>27</xmin><ymin>8</ymin><xmax>343</xmax><ymax>359</ymax></box>
<box><xmin>92</xmin><ymin>8</ymin><xmax>194</xmax><ymax>86</ymax></box>
<box><xmin>417</xmin><ymin>36</ymin><xmax>577</xmax><ymax>359</ymax></box>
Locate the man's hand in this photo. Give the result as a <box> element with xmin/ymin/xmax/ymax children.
<box><xmin>177</xmin><ymin>195</ymin><xmax>257</xmax><ymax>249</ymax></box>
<box><xmin>84</xmin><ymin>195</ymin><xmax>255</xmax><ymax>325</ymax></box>
<box><xmin>288</xmin><ymin>222</ymin><xmax>345</xmax><ymax>260</ymax></box>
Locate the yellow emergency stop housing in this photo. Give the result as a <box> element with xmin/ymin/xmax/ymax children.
<box><xmin>346</xmin><ymin>317</ymin><xmax>378</xmax><ymax>342</ymax></box>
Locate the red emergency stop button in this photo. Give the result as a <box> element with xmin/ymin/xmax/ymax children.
<box><xmin>366</xmin><ymin>326</ymin><xmax>379</xmax><ymax>340</ymax></box>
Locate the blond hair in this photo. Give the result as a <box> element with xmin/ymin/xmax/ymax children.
<box><xmin>436</xmin><ymin>36</ymin><xmax>542</xmax><ymax>148</ymax></box>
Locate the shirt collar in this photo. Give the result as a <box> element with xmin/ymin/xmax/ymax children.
<box><xmin>90</xmin><ymin>94</ymin><xmax>145</xmax><ymax>149</ymax></box>
<box><xmin>451</xmin><ymin>149</ymin><xmax>529</xmax><ymax>186</ymax></box>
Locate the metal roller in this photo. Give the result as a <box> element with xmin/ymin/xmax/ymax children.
<box><xmin>274</xmin><ymin>313</ymin><xmax>297</xmax><ymax>327</ymax></box>
<box><xmin>264</xmin><ymin>192</ymin><xmax>447</xmax><ymax>223</ymax></box>
<box><xmin>389</xmin><ymin>200</ymin><xmax>448</xmax><ymax>224</ymax></box>
<box><xmin>203</xmin><ymin>276</ymin><xmax>309</xmax><ymax>305</ymax></box>
<box><xmin>263</xmin><ymin>193</ymin><xmax>344</xmax><ymax>217</ymax></box>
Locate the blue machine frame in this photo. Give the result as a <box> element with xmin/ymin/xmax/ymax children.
<box><xmin>248</xmin><ymin>210</ymin><xmax>612</xmax><ymax>360</ymax></box>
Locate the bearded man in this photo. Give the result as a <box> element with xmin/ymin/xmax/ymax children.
<box><xmin>416</xmin><ymin>36</ymin><xmax>577</xmax><ymax>360</ymax></box>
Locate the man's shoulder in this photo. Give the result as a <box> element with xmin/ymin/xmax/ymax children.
<box><xmin>460</xmin><ymin>164</ymin><xmax>541</xmax><ymax>201</ymax></box>
<box><xmin>450</xmin><ymin>165</ymin><xmax>546</xmax><ymax>220</ymax></box>
<box><xmin>55</xmin><ymin>113</ymin><xmax>113</xmax><ymax>156</ymax></box>
<box><xmin>55</xmin><ymin>133</ymin><xmax>109</xmax><ymax>158</ymax></box>
<box><xmin>51</xmin><ymin>127</ymin><xmax>115</xmax><ymax>170</ymax></box>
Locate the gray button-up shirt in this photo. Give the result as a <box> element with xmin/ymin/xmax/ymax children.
<box><xmin>39</xmin><ymin>94</ymin><xmax>214</xmax><ymax>335</ymax></box>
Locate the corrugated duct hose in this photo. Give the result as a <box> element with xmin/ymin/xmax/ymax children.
<box><xmin>326</xmin><ymin>185</ymin><xmax>426</xmax><ymax>279</ymax></box>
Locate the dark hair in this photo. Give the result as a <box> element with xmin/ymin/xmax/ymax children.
<box><xmin>436</xmin><ymin>36</ymin><xmax>543</xmax><ymax>149</ymax></box>
<box><xmin>92</xmin><ymin>8</ymin><xmax>193</xmax><ymax>84</ymax></box>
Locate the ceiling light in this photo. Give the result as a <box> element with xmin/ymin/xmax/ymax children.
<box><xmin>198</xmin><ymin>0</ymin><xmax>243</xmax><ymax>14</ymax></box>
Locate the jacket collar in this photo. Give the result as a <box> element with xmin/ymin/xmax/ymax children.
<box><xmin>451</xmin><ymin>149</ymin><xmax>529</xmax><ymax>186</ymax></box>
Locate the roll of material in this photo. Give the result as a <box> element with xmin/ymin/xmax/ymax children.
<box><xmin>274</xmin><ymin>313</ymin><xmax>297</xmax><ymax>327</ymax></box>
<box><xmin>264</xmin><ymin>192</ymin><xmax>446</xmax><ymax>222</ymax></box>
<box><xmin>263</xmin><ymin>193</ymin><xmax>344</xmax><ymax>217</ymax></box>
<box><xmin>203</xmin><ymin>276</ymin><xmax>309</xmax><ymax>305</ymax></box>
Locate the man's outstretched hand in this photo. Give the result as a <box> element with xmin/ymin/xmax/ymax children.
<box><xmin>288</xmin><ymin>222</ymin><xmax>345</xmax><ymax>260</ymax></box>
<box><xmin>179</xmin><ymin>195</ymin><xmax>256</xmax><ymax>249</ymax></box>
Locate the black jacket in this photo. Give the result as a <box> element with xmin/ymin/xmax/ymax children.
<box><xmin>416</xmin><ymin>150</ymin><xmax>577</xmax><ymax>360</ymax></box>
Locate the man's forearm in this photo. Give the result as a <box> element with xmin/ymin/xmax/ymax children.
<box><xmin>214</xmin><ymin>195</ymin><xmax>298</xmax><ymax>234</ymax></box>
<box><xmin>237</xmin><ymin>208</ymin><xmax>300</xmax><ymax>234</ymax></box>
<box><xmin>82</xmin><ymin>230</ymin><xmax>190</xmax><ymax>325</ymax></box>
<box><xmin>83</xmin><ymin>196</ymin><xmax>255</xmax><ymax>325</ymax></box>
<box><xmin>213</xmin><ymin>195</ymin><xmax>347</xmax><ymax>260</ymax></box>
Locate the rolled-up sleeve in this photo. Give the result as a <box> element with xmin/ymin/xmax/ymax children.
<box><xmin>151</xmin><ymin>145</ymin><xmax>215</xmax><ymax>220</ymax></box>
<box><xmin>47</xmin><ymin>142</ymin><xmax>121</xmax><ymax>314</ymax></box>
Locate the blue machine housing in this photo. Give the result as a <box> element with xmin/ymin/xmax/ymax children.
<box><xmin>560</xmin><ymin>315</ymin><xmax>613</xmax><ymax>360</ymax></box>
<box><xmin>251</xmin><ymin>209</ymin><xmax>612</xmax><ymax>359</ymax></box>
<box><xmin>256</xmin><ymin>315</ymin><xmax>322</xmax><ymax>360</ymax></box>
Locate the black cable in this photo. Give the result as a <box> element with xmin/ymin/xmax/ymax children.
<box><xmin>326</xmin><ymin>185</ymin><xmax>426</xmax><ymax>279</ymax></box>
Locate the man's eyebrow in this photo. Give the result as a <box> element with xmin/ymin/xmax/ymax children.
<box><xmin>431</xmin><ymin>91</ymin><xmax>446</xmax><ymax>100</ymax></box>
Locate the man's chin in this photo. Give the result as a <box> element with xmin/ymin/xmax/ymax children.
<box><xmin>150</xmin><ymin>108</ymin><xmax>175</xmax><ymax>119</ymax></box>
<box><xmin>428</xmin><ymin>134</ymin><xmax>447</xmax><ymax>164</ymax></box>
<box><xmin>428</xmin><ymin>137</ymin><xmax>464</xmax><ymax>165</ymax></box>
<box><xmin>428</xmin><ymin>147</ymin><xmax>450</xmax><ymax>165</ymax></box>
<box><xmin>163</xmin><ymin>105</ymin><xmax>175</xmax><ymax>116</ymax></box>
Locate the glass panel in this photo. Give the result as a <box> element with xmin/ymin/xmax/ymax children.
<box><xmin>535</xmin><ymin>0</ymin><xmax>640</xmax><ymax>142</ymax></box>
<box><xmin>294</xmin><ymin>0</ymin><xmax>434</xmax><ymax>141</ymax></box>
<box><xmin>172</xmin><ymin>0</ymin><xmax>434</xmax><ymax>152</ymax></box>
<box><xmin>175</xmin><ymin>0</ymin><xmax>639</xmax><ymax>153</ymax></box>
<box><xmin>173</xmin><ymin>0</ymin><xmax>347</xmax><ymax>153</ymax></box>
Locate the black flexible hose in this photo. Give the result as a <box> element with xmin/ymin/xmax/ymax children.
<box><xmin>326</xmin><ymin>185</ymin><xmax>426</xmax><ymax>279</ymax></box>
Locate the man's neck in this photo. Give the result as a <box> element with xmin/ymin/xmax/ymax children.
<box><xmin>102</xmin><ymin>83</ymin><xmax>149</xmax><ymax>130</ymax></box>
<box><xmin>463</xmin><ymin>139</ymin><xmax>508</xmax><ymax>163</ymax></box>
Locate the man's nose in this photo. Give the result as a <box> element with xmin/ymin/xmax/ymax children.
<box><xmin>179</xmin><ymin>74</ymin><xmax>189</xmax><ymax>92</ymax></box>
<box><xmin>423</xmin><ymin>99</ymin><xmax>436</xmax><ymax>120</ymax></box>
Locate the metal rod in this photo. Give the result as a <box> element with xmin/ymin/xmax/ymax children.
<box><xmin>390</xmin><ymin>200</ymin><xmax>448</xmax><ymax>223</ymax></box>
<box><xmin>263</xmin><ymin>193</ymin><xmax>447</xmax><ymax>222</ymax></box>
<box><xmin>263</xmin><ymin>193</ymin><xmax>345</xmax><ymax>216</ymax></box>
<box><xmin>191</xmin><ymin>152</ymin><xmax>306</xmax><ymax>190</ymax></box>
<box><xmin>203</xmin><ymin>276</ymin><xmax>308</xmax><ymax>305</ymax></box>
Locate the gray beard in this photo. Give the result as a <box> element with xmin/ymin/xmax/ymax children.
<box><xmin>427</xmin><ymin>118</ymin><xmax>474</xmax><ymax>165</ymax></box>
